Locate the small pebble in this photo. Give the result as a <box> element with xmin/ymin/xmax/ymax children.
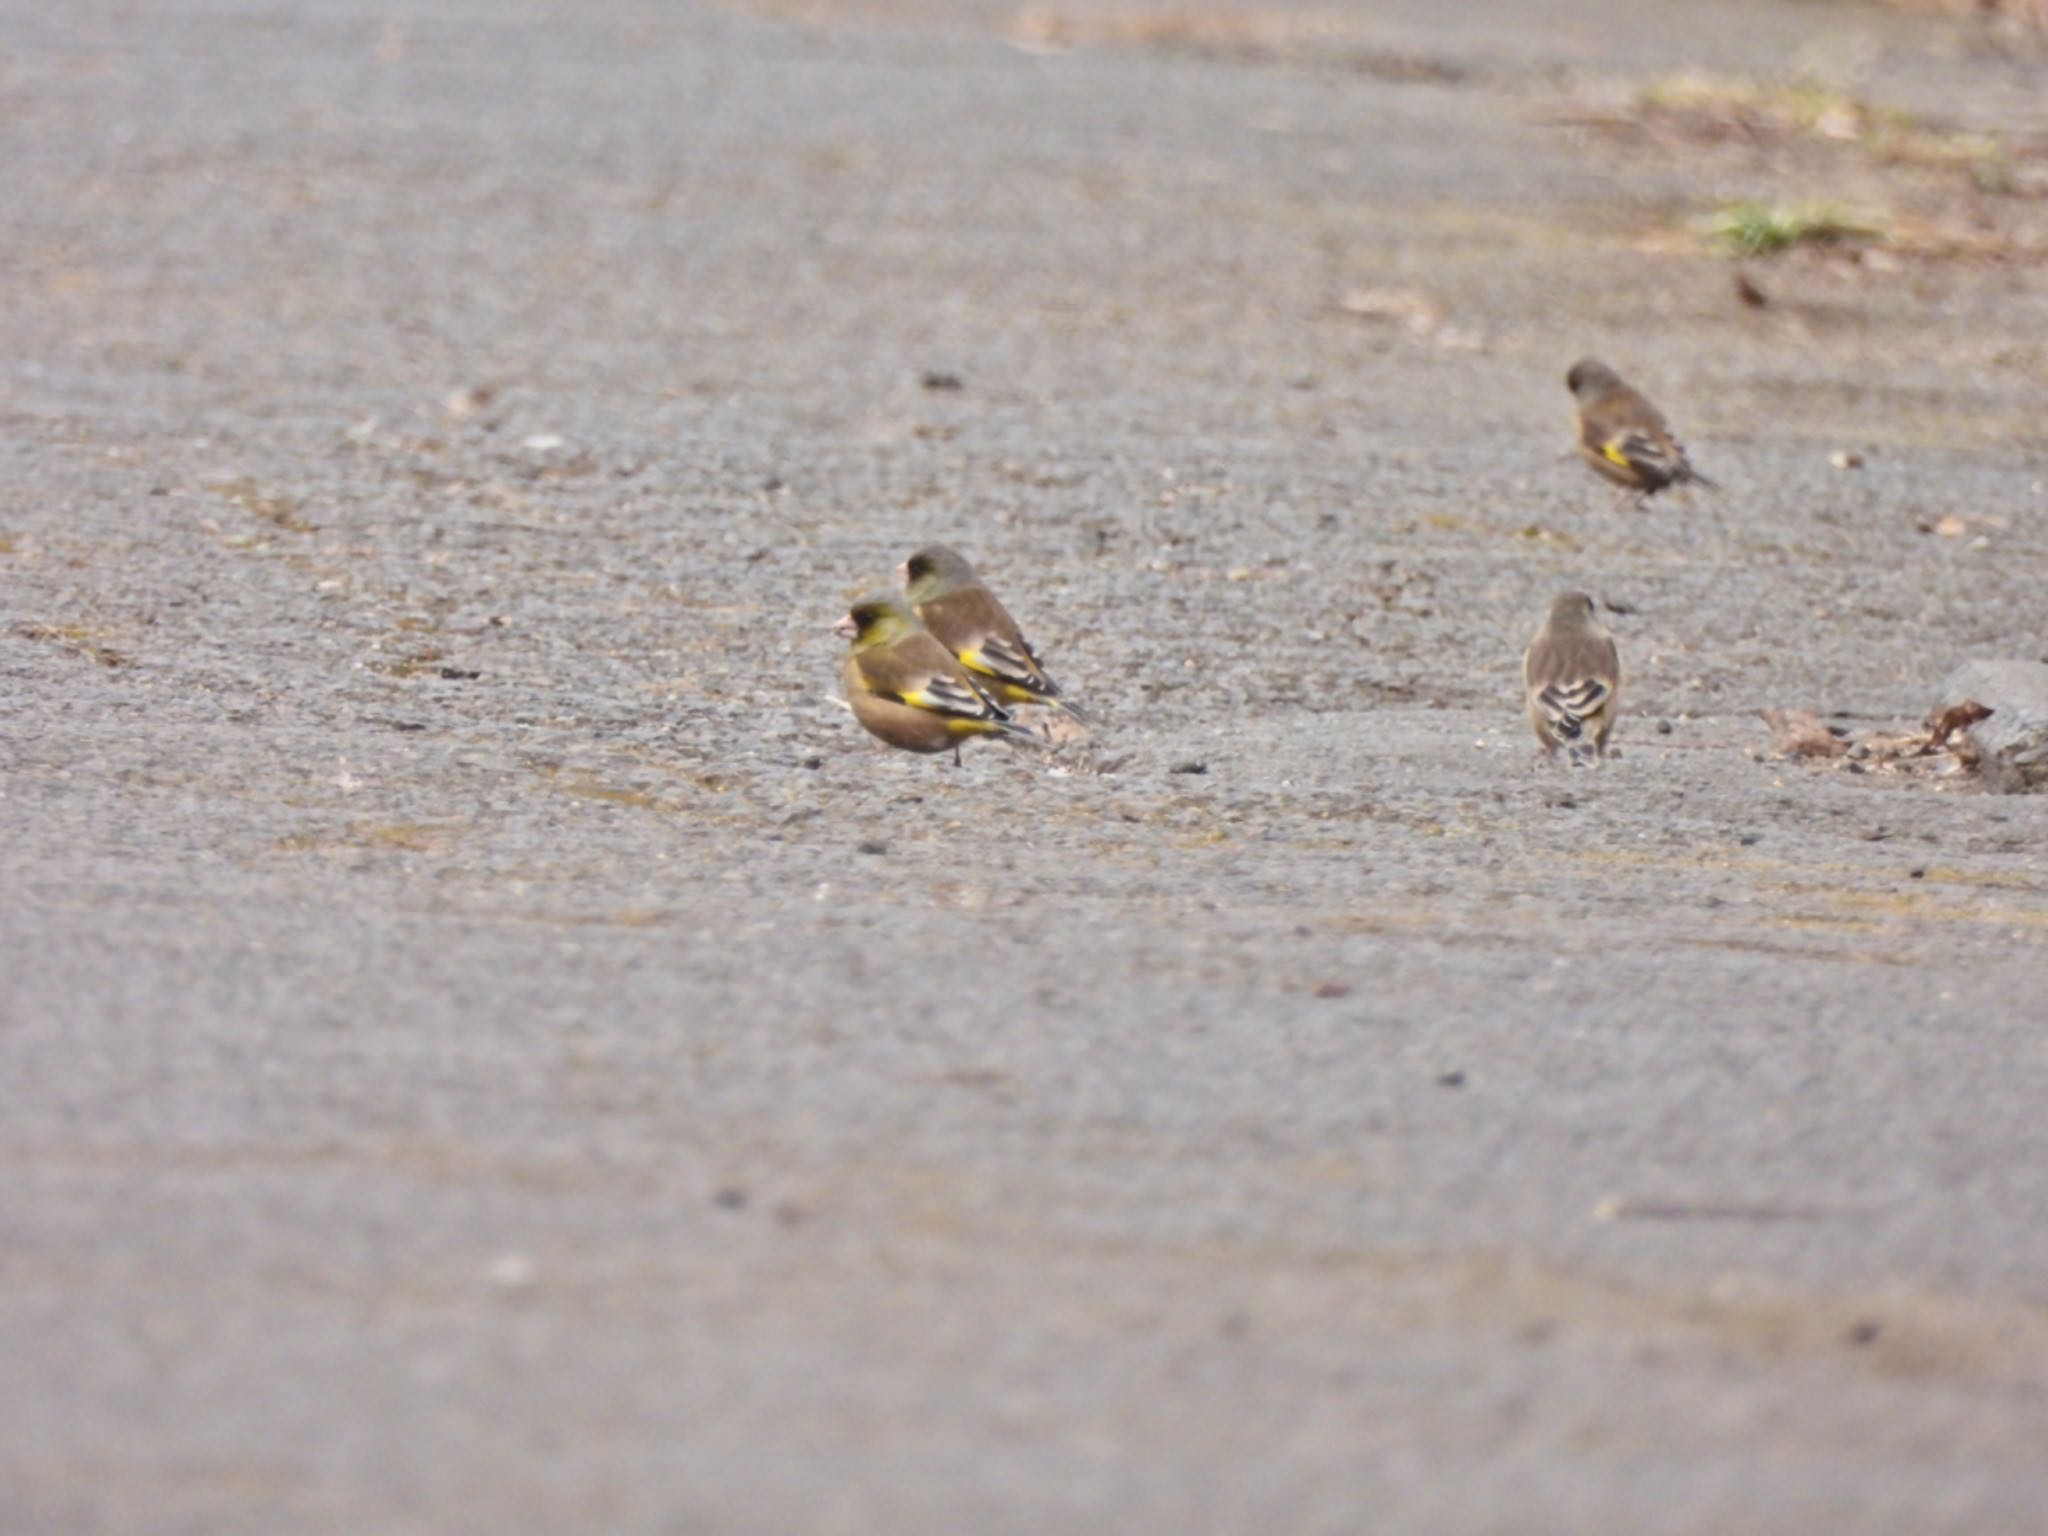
<box><xmin>487</xmin><ymin>1252</ymin><xmax>535</xmax><ymax>1288</ymax></box>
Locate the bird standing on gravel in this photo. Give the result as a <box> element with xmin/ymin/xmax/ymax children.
<box><xmin>1567</xmin><ymin>357</ymin><xmax>1715</xmax><ymax>507</ymax></box>
<box><xmin>1523</xmin><ymin>591</ymin><xmax>1622</xmax><ymax>766</ymax></box>
<box><xmin>835</xmin><ymin>595</ymin><xmax>1043</xmax><ymax>764</ymax></box>
<box><xmin>900</xmin><ymin>545</ymin><xmax>1088</xmax><ymax>721</ymax></box>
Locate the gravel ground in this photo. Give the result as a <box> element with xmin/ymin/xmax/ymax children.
<box><xmin>4</xmin><ymin>1</ymin><xmax>2048</xmax><ymax>1532</ymax></box>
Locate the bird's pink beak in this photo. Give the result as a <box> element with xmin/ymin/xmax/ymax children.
<box><xmin>832</xmin><ymin>612</ymin><xmax>859</xmax><ymax>641</ymax></box>
<box><xmin>894</xmin><ymin>559</ymin><xmax>910</xmax><ymax>584</ymax></box>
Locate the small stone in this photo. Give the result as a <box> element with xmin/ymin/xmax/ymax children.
<box><xmin>1829</xmin><ymin>450</ymin><xmax>1864</xmax><ymax>471</ymax></box>
<box><xmin>1436</xmin><ymin>1070</ymin><xmax>1467</xmax><ymax>1089</ymax></box>
<box><xmin>919</xmin><ymin>370</ymin><xmax>964</xmax><ymax>392</ymax></box>
<box><xmin>1170</xmin><ymin>761</ymin><xmax>1209</xmax><ymax>775</ymax></box>
<box><xmin>1934</xmin><ymin>659</ymin><xmax>2048</xmax><ymax>792</ymax></box>
<box><xmin>857</xmin><ymin>839</ymin><xmax>888</xmax><ymax>855</ymax></box>
<box><xmin>1311</xmin><ymin>979</ymin><xmax>1351</xmax><ymax>999</ymax></box>
<box><xmin>713</xmin><ymin>1187</ymin><xmax>749</xmax><ymax>1210</ymax></box>
<box><xmin>487</xmin><ymin>1252</ymin><xmax>535</xmax><ymax>1288</ymax></box>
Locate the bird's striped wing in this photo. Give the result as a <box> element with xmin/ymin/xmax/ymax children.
<box><xmin>959</xmin><ymin>631</ymin><xmax>1057</xmax><ymax>694</ymax></box>
<box><xmin>1534</xmin><ymin>677</ymin><xmax>1612</xmax><ymax>742</ymax></box>
<box><xmin>1601</xmin><ymin>431</ymin><xmax>1682</xmax><ymax>485</ymax></box>
<box><xmin>890</xmin><ymin>670</ymin><xmax>1010</xmax><ymax>721</ymax></box>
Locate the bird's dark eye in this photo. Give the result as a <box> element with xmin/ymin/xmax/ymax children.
<box><xmin>907</xmin><ymin>556</ymin><xmax>928</xmax><ymax>577</ymax></box>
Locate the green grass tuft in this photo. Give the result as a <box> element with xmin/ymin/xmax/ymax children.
<box><xmin>1706</xmin><ymin>201</ymin><xmax>1884</xmax><ymax>258</ymax></box>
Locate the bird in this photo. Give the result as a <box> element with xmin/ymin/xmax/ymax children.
<box><xmin>1566</xmin><ymin>357</ymin><xmax>1715</xmax><ymax>507</ymax></box>
<box><xmin>835</xmin><ymin>594</ymin><xmax>1043</xmax><ymax>764</ymax></box>
<box><xmin>900</xmin><ymin>545</ymin><xmax>1088</xmax><ymax>721</ymax></box>
<box><xmin>1523</xmin><ymin>591</ymin><xmax>1621</xmax><ymax>766</ymax></box>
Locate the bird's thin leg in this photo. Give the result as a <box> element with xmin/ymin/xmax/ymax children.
<box><xmin>952</xmin><ymin>744</ymin><xmax>962</xmax><ymax>768</ymax></box>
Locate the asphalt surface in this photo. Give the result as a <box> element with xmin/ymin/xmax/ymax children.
<box><xmin>4</xmin><ymin>1</ymin><xmax>2048</xmax><ymax>1532</ymax></box>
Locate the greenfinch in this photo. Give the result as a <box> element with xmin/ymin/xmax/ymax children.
<box><xmin>835</xmin><ymin>595</ymin><xmax>1042</xmax><ymax>763</ymax></box>
<box><xmin>900</xmin><ymin>545</ymin><xmax>1088</xmax><ymax>721</ymax></box>
<box><xmin>1567</xmin><ymin>358</ymin><xmax>1715</xmax><ymax>506</ymax></box>
<box><xmin>1523</xmin><ymin>591</ymin><xmax>1621</xmax><ymax>766</ymax></box>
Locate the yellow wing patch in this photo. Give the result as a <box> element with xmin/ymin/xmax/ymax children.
<box><xmin>1600</xmin><ymin>440</ymin><xmax>1634</xmax><ymax>469</ymax></box>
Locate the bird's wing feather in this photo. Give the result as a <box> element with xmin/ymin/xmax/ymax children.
<box><xmin>856</xmin><ymin>636</ymin><xmax>1011</xmax><ymax>721</ymax></box>
<box><xmin>894</xmin><ymin>672</ymin><xmax>1006</xmax><ymax>719</ymax></box>
<box><xmin>1605</xmin><ymin>430</ymin><xmax>1679</xmax><ymax>478</ymax></box>
<box><xmin>962</xmin><ymin>631</ymin><xmax>1056</xmax><ymax>692</ymax></box>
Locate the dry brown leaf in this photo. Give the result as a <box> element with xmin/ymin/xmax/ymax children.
<box><xmin>1926</xmin><ymin>699</ymin><xmax>1993</xmax><ymax>753</ymax></box>
<box><xmin>1760</xmin><ymin>708</ymin><xmax>1851</xmax><ymax>759</ymax></box>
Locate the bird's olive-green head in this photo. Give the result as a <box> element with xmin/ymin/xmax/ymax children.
<box><xmin>899</xmin><ymin>544</ymin><xmax>978</xmax><ymax>604</ymax></box>
<box><xmin>1565</xmin><ymin>358</ymin><xmax>1622</xmax><ymax>402</ymax></box>
<box><xmin>834</xmin><ymin>594</ymin><xmax>920</xmax><ymax>651</ymax></box>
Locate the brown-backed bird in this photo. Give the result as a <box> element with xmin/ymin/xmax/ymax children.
<box><xmin>1567</xmin><ymin>358</ymin><xmax>1714</xmax><ymax>507</ymax></box>
<box><xmin>836</xmin><ymin>594</ymin><xmax>1042</xmax><ymax>764</ymax></box>
<box><xmin>900</xmin><ymin>545</ymin><xmax>1087</xmax><ymax>721</ymax></box>
<box><xmin>1523</xmin><ymin>591</ymin><xmax>1622</xmax><ymax>766</ymax></box>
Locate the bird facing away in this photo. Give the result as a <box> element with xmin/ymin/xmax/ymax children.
<box><xmin>900</xmin><ymin>545</ymin><xmax>1088</xmax><ymax>721</ymax></box>
<box><xmin>835</xmin><ymin>594</ymin><xmax>1042</xmax><ymax>764</ymax></box>
<box><xmin>1523</xmin><ymin>591</ymin><xmax>1622</xmax><ymax>766</ymax></box>
<box><xmin>1566</xmin><ymin>358</ymin><xmax>1715</xmax><ymax>506</ymax></box>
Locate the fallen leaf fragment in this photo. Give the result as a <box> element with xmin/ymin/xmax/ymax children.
<box><xmin>1759</xmin><ymin>708</ymin><xmax>1850</xmax><ymax>759</ymax></box>
<box><xmin>1925</xmin><ymin>698</ymin><xmax>1992</xmax><ymax>755</ymax></box>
